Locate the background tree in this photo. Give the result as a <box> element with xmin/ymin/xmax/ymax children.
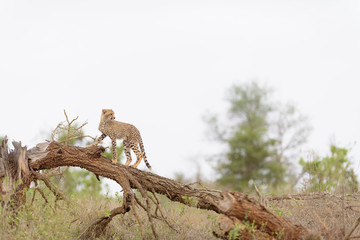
<box><xmin>299</xmin><ymin>145</ymin><xmax>358</xmax><ymax>192</ymax></box>
<box><xmin>205</xmin><ymin>81</ymin><xmax>310</xmax><ymax>191</ymax></box>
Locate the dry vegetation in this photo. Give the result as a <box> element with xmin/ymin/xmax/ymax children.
<box><xmin>0</xmin><ymin>190</ymin><xmax>218</xmax><ymax>240</ymax></box>
<box><xmin>2</xmin><ymin>186</ymin><xmax>360</xmax><ymax>239</ymax></box>
<box><xmin>267</xmin><ymin>192</ymin><xmax>360</xmax><ymax>240</ymax></box>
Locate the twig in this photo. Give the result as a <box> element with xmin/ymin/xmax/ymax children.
<box><xmin>133</xmin><ymin>192</ymin><xmax>158</xmax><ymax>239</ymax></box>
<box><xmin>123</xmin><ymin>169</ymin><xmax>160</xmax><ymax>239</ymax></box>
<box><xmin>32</xmin><ymin>171</ymin><xmax>70</xmax><ymax>204</ymax></box>
<box><xmin>73</xmin><ymin>121</ymin><xmax>88</xmax><ymax>133</ymax></box>
<box><xmin>30</xmin><ymin>187</ymin><xmax>37</xmax><ymax>205</ymax></box>
<box><xmin>131</xmin><ymin>194</ymin><xmax>145</xmax><ymax>240</ymax></box>
<box><xmin>344</xmin><ymin>217</ymin><xmax>360</xmax><ymax>240</ymax></box>
<box><xmin>346</xmin><ymin>206</ymin><xmax>360</xmax><ymax>213</ymax></box>
<box><xmin>137</xmin><ymin>191</ymin><xmax>177</xmax><ymax>233</ymax></box>
<box><xmin>349</xmin><ymin>236</ymin><xmax>360</xmax><ymax>239</ymax></box>
<box><xmin>64</xmin><ymin>110</ymin><xmax>78</xmax><ymax>145</ymax></box>
<box><xmin>51</xmin><ymin>122</ymin><xmax>64</xmax><ymax>141</ymax></box>
<box><xmin>150</xmin><ymin>190</ymin><xmax>179</xmax><ymax>233</ymax></box>
<box><xmin>145</xmin><ymin>192</ymin><xmax>158</xmax><ymax>239</ymax></box>
<box><xmin>36</xmin><ymin>187</ymin><xmax>49</xmax><ymax>204</ymax></box>
<box><xmin>31</xmin><ymin>180</ymin><xmax>49</xmax><ymax>205</ymax></box>
<box><xmin>313</xmin><ymin>211</ymin><xmax>329</xmax><ymax>234</ymax></box>
<box><xmin>51</xmin><ymin>110</ymin><xmax>93</xmax><ymax>145</ymax></box>
<box><xmin>254</xmin><ymin>183</ymin><xmax>267</xmax><ymax>207</ymax></box>
<box><xmin>134</xmin><ymin>194</ymin><xmax>147</xmax><ymax>211</ymax></box>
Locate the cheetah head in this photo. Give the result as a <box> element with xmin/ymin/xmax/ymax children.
<box><xmin>102</xmin><ymin>109</ymin><xmax>115</xmax><ymax>121</ymax></box>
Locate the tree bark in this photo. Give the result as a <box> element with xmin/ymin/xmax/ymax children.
<box><xmin>0</xmin><ymin>137</ymin><xmax>32</xmax><ymax>211</ymax></box>
<box><xmin>1</xmin><ymin>141</ymin><xmax>314</xmax><ymax>239</ymax></box>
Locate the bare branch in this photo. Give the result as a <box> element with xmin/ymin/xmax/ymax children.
<box><xmin>314</xmin><ymin>211</ymin><xmax>330</xmax><ymax>236</ymax></box>
<box><xmin>254</xmin><ymin>183</ymin><xmax>267</xmax><ymax>207</ymax></box>
<box><xmin>58</xmin><ymin>135</ymin><xmax>95</xmax><ymax>144</ymax></box>
<box><xmin>131</xmin><ymin>194</ymin><xmax>145</xmax><ymax>239</ymax></box>
<box><xmin>344</xmin><ymin>217</ymin><xmax>360</xmax><ymax>240</ymax></box>
<box><xmin>64</xmin><ymin>110</ymin><xmax>79</xmax><ymax>145</ymax></box>
<box><xmin>32</xmin><ymin>187</ymin><xmax>49</xmax><ymax>205</ymax></box>
<box><xmin>51</xmin><ymin>122</ymin><xmax>64</xmax><ymax>141</ymax></box>
<box><xmin>32</xmin><ymin>171</ymin><xmax>70</xmax><ymax>204</ymax></box>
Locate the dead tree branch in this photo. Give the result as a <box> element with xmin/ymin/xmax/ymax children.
<box><xmin>51</xmin><ymin>110</ymin><xmax>94</xmax><ymax>144</ymax></box>
<box><xmin>0</xmin><ymin>137</ymin><xmax>316</xmax><ymax>239</ymax></box>
<box><xmin>25</xmin><ymin>141</ymin><xmax>313</xmax><ymax>239</ymax></box>
<box><xmin>344</xmin><ymin>217</ymin><xmax>360</xmax><ymax>240</ymax></box>
<box><xmin>31</xmin><ymin>170</ymin><xmax>70</xmax><ymax>204</ymax></box>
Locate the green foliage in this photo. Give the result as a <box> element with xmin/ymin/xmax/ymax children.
<box><xmin>299</xmin><ymin>145</ymin><xmax>358</xmax><ymax>192</ymax></box>
<box><xmin>271</xmin><ymin>204</ymin><xmax>291</xmax><ymax>218</ymax></box>
<box><xmin>53</xmin><ymin>122</ymin><xmax>85</xmax><ymax>145</ymax></box>
<box><xmin>182</xmin><ymin>195</ymin><xmax>199</xmax><ymax>207</ymax></box>
<box><xmin>62</xmin><ymin>168</ymin><xmax>105</xmax><ymax>197</ymax></box>
<box><xmin>104</xmin><ymin>209</ymin><xmax>111</xmax><ymax>218</ymax></box>
<box><xmin>228</xmin><ymin>223</ymin><xmax>243</xmax><ymax>240</ymax></box>
<box><xmin>206</xmin><ymin>81</ymin><xmax>309</xmax><ymax>191</ymax></box>
<box><xmin>215</xmin><ymin>82</ymin><xmax>281</xmax><ymax>191</ymax></box>
<box><xmin>115</xmin><ymin>191</ymin><xmax>123</xmax><ymax>204</ymax></box>
<box><xmin>227</xmin><ymin>219</ymin><xmax>258</xmax><ymax>240</ymax></box>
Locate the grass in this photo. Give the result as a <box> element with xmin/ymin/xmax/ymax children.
<box><xmin>267</xmin><ymin>191</ymin><xmax>360</xmax><ymax>239</ymax></box>
<box><xmin>1</xmin><ymin>188</ymin><xmax>360</xmax><ymax>239</ymax></box>
<box><xmin>0</xmin><ymin>189</ymin><xmax>218</xmax><ymax>240</ymax></box>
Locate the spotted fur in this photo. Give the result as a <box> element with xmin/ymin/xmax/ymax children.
<box><xmin>89</xmin><ymin>109</ymin><xmax>152</xmax><ymax>170</ymax></box>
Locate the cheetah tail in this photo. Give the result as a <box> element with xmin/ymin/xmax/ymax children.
<box><xmin>139</xmin><ymin>138</ymin><xmax>152</xmax><ymax>170</ymax></box>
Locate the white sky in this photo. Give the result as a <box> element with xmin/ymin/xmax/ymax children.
<box><xmin>1</xmin><ymin>1</ymin><xmax>360</xmax><ymax>187</ymax></box>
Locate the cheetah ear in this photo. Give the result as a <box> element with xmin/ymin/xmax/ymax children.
<box><xmin>102</xmin><ymin>109</ymin><xmax>106</xmax><ymax>114</ymax></box>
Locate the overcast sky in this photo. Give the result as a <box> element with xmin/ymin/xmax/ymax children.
<box><xmin>1</xmin><ymin>1</ymin><xmax>360</xmax><ymax>188</ymax></box>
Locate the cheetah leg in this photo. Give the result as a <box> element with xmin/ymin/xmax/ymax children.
<box><xmin>123</xmin><ymin>140</ymin><xmax>132</xmax><ymax>166</ymax></box>
<box><xmin>111</xmin><ymin>138</ymin><xmax>117</xmax><ymax>163</ymax></box>
<box><xmin>130</xmin><ymin>144</ymin><xmax>142</xmax><ymax>169</ymax></box>
<box><xmin>87</xmin><ymin>133</ymin><xmax>106</xmax><ymax>147</ymax></box>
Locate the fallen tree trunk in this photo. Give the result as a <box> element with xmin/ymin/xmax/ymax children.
<box><xmin>2</xmin><ymin>140</ymin><xmax>314</xmax><ymax>239</ymax></box>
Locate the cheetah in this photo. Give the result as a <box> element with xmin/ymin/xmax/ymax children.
<box><xmin>89</xmin><ymin>109</ymin><xmax>152</xmax><ymax>170</ymax></box>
